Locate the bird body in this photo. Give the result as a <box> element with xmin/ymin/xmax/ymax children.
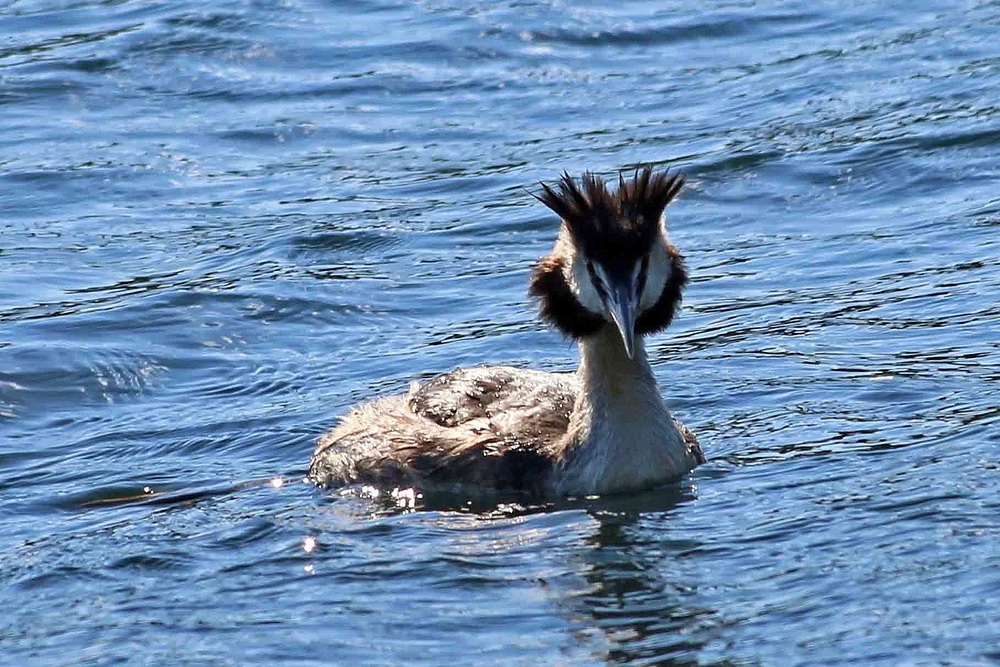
<box><xmin>309</xmin><ymin>168</ymin><xmax>704</xmax><ymax>496</ymax></box>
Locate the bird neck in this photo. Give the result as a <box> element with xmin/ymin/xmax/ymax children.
<box><xmin>576</xmin><ymin>324</ymin><xmax>659</xmax><ymax>407</ymax></box>
<box><xmin>554</xmin><ymin>324</ymin><xmax>688</xmax><ymax>495</ymax></box>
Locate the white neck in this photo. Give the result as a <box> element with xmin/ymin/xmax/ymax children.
<box><xmin>554</xmin><ymin>325</ymin><xmax>694</xmax><ymax>495</ymax></box>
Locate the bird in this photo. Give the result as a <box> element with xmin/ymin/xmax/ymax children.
<box><xmin>309</xmin><ymin>167</ymin><xmax>704</xmax><ymax>497</ymax></box>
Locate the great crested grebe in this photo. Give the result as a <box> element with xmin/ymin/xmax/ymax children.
<box><xmin>309</xmin><ymin>167</ymin><xmax>704</xmax><ymax>496</ymax></box>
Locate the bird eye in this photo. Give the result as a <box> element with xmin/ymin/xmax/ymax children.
<box><xmin>586</xmin><ymin>261</ymin><xmax>608</xmax><ymax>298</ymax></box>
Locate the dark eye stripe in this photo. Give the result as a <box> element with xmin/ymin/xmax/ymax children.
<box><xmin>636</xmin><ymin>255</ymin><xmax>649</xmax><ymax>296</ymax></box>
<box><xmin>586</xmin><ymin>261</ymin><xmax>608</xmax><ymax>299</ymax></box>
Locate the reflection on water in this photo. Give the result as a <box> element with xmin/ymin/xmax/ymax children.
<box><xmin>575</xmin><ymin>520</ymin><xmax>713</xmax><ymax>663</ymax></box>
<box><xmin>563</xmin><ymin>493</ymin><xmax>718</xmax><ymax>664</ymax></box>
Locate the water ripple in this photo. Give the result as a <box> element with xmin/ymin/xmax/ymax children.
<box><xmin>1</xmin><ymin>0</ymin><xmax>999</xmax><ymax>664</ymax></box>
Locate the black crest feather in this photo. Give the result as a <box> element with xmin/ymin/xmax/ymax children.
<box><xmin>534</xmin><ymin>166</ymin><xmax>684</xmax><ymax>266</ymax></box>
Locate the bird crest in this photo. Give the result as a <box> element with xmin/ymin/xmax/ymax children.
<box><xmin>534</xmin><ymin>167</ymin><xmax>685</xmax><ymax>265</ymax></box>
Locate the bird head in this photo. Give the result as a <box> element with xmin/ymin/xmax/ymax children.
<box><xmin>529</xmin><ymin>167</ymin><xmax>688</xmax><ymax>358</ymax></box>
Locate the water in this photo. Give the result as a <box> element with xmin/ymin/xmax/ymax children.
<box><xmin>2</xmin><ymin>0</ymin><xmax>998</xmax><ymax>663</ymax></box>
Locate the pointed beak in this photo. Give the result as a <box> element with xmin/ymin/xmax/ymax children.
<box><xmin>604</xmin><ymin>279</ymin><xmax>638</xmax><ymax>359</ymax></box>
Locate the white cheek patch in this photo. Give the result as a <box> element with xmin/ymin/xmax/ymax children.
<box><xmin>568</xmin><ymin>254</ymin><xmax>606</xmax><ymax>315</ymax></box>
<box><xmin>640</xmin><ymin>245</ymin><xmax>671</xmax><ymax>310</ymax></box>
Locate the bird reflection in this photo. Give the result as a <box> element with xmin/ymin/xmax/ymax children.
<box><xmin>553</xmin><ymin>487</ymin><xmax>722</xmax><ymax>664</ymax></box>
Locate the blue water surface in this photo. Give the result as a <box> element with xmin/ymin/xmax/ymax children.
<box><xmin>2</xmin><ymin>0</ymin><xmax>999</xmax><ymax>664</ymax></box>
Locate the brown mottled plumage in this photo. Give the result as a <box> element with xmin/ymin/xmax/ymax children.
<box><xmin>309</xmin><ymin>167</ymin><xmax>703</xmax><ymax>496</ymax></box>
